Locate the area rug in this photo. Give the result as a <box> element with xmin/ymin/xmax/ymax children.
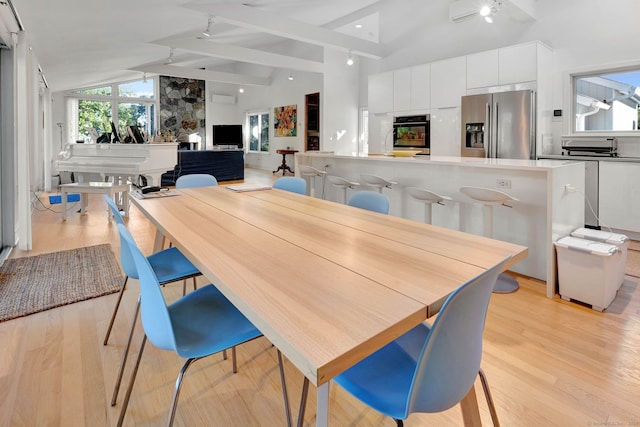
<box><xmin>0</xmin><ymin>244</ymin><xmax>122</xmax><ymax>322</ymax></box>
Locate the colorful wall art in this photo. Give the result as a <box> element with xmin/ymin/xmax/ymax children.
<box><xmin>274</xmin><ymin>104</ymin><xmax>297</xmax><ymax>137</ymax></box>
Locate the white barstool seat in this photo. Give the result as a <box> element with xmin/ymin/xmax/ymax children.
<box><xmin>460</xmin><ymin>186</ymin><xmax>520</xmax><ymax>294</ymax></box>
<box><xmin>299</xmin><ymin>165</ymin><xmax>327</xmax><ymax>198</ymax></box>
<box><xmin>407</xmin><ymin>187</ymin><xmax>452</xmax><ymax>225</ymax></box>
<box><xmin>327</xmin><ymin>175</ymin><xmax>360</xmax><ymax>204</ymax></box>
<box><xmin>360</xmin><ymin>174</ymin><xmax>397</xmax><ymax>193</ymax></box>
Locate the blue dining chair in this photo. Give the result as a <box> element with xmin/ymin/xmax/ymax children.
<box><xmin>295</xmin><ymin>257</ymin><xmax>508</xmax><ymax>427</ymax></box>
<box><xmin>103</xmin><ymin>195</ymin><xmax>202</xmax><ymax>406</ymax></box>
<box><xmin>347</xmin><ymin>190</ymin><xmax>390</xmax><ymax>214</ymax></box>
<box><xmin>175</xmin><ymin>173</ymin><xmax>218</xmax><ymax>188</ymax></box>
<box><xmin>114</xmin><ymin>223</ymin><xmax>265</xmax><ymax>427</ymax></box>
<box><xmin>273</xmin><ymin>176</ymin><xmax>307</xmax><ymax>195</ymax></box>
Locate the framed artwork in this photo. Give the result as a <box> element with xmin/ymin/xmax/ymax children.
<box><xmin>274</xmin><ymin>104</ymin><xmax>297</xmax><ymax>137</ymax></box>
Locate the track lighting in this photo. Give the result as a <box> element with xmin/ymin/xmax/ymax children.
<box><xmin>166</xmin><ymin>48</ymin><xmax>174</xmax><ymax>64</ymax></box>
<box><xmin>479</xmin><ymin>1</ymin><xmax>501</xmax><ymax>23</ymax></box>
<box><xmin>288</xmin><ymin>73</ymin><xmax>294</xmax><ymax>81</ymax></box>
<box><xmin>202</xmin><ymin>16</ymin><xmax>214</xmax><ymax>37</ymax></box>
<box><xmin>142</xmin><ymin>72</ymin><xmax>147</xmax><ymax>83</ymax></box>
<box><xmin>346</xmin><ymin>51</ymin><xmax>354</xmax><ymax>66</ymax></box>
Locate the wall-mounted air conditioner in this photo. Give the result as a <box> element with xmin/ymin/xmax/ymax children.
<box><xmin>449</xmin><ymin>0</ymin><xmax>479</xmax><ymax>23</ymax></box>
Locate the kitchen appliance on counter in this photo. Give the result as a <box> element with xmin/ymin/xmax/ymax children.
<box><xmin>561</xmin><ymin>136</ymin><xmax>618</xmax><ymax>157</ymax></box>
<box><xmin>461</xmin><ymin>89</ymin><xmax>536</xmax><ymax>159</ymax></box>
<box><xmin>393</xmin><ymin>114</ymin><xmax>430</xmax><ymax>154</ymax></box>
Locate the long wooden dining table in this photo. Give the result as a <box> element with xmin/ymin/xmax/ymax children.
<box><xmin>129</xmin><ymin>185</ymin><xmax>527</xmax><ymax>426</ymax></box>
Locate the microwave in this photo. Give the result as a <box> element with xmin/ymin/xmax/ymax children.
<box><xmin>393</xmin><ymin>114</ymin><xmax>430</xmax><ymax>153</ymax></box>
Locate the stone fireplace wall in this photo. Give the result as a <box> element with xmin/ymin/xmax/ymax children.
<box><xmin>159</xmin><ymin>76</ymin><xmax>206</xmax><ymax>146</ymax></box>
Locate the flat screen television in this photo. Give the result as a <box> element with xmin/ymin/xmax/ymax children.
<box><xmin>213</xmin><ymin>124</ymin><xmax>243</xmax><ymax>148</ymax></box>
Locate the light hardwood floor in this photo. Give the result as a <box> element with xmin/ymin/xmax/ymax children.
<box><xmin>1</xmin><ymin>168</ymin><xmax>639</xmax><ymax>426</ymax></box>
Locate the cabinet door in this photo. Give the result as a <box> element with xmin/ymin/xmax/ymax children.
<box><xmin>410</xmin><ymin>64</ymin><xmax>430</xmax><ymax>111</ymax></box>
<box><xmin>393</xmin><ymin>68</ymin><xmax>411</xmax><ymax>112</ymax></box>
<box><xmin>429</xmin><ymin>107</ymin><xmax>460</xmax><ymax>156</ymax></box>
<box><xmin>599</xmin><ymin>162</ymin><xmax>640</xmax><ymax>233</ymax></box>
<box><xmin>369</xmin><ymin>72</ymin><xmax>394</xmax><ymax>114</ymax></box>
<box><xmin>499</xmin><ymin>42</ymin><xmax>537</xmax><ymax>85</ymax></box>
<box><xmin>431</xmin><ymin>56</ymin><xmax>466</xmax><ymax>109</ymax></box>
<box><xmin>466</xmin><ymin>50</ymin><xmax>499</xmax><ymax>89</ymax></box>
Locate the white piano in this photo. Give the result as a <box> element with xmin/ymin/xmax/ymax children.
<box><xmin>55</xmin><ymin>143</ymin><xmax>178</xmax><ymax>186</ymax></box>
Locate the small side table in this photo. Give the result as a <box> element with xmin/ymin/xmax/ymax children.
<box><xmin>60</xmin><ymin>182</ymin><xmax>130</xmax><ymax>222</ymax></box>
<box><xmin>273</xmin><ymin>149</ymin><xmax>298</xmax><ymax>175</ymax></box>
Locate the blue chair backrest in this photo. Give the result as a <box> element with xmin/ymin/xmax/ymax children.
<box><xmin>175</xmin><ymin>174</ymin><xmax>218</xmax><ymax>189</ymax></box>
<box><xmin>406</xmin><ymin>257</ymin><xmax>508</xmax><ymax>414</ymax></box>
<box><xmin>117</xmin><ymin>223</ymin><xmax>177</xmax><ymax>352</ymax></box>
<box><xmin>347</xmin><ymin>191</ymin><xmax>390</xmax><ymax>214</ymax></box>
<box><xmin>273</xmin><ymin>176</ymin><xmax>306</xmax><ymax>195</ymax></box>
<box><xmin>104</xmin><ymin>195</ymin><xmax>126</xmax><ymax>226</ymax></box>
<box><xmin>105</xmin><ymin>195</ymin><xmax>138</xmax><ymax>279</ymax></box>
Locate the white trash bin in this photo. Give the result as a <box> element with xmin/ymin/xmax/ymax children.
<box><xmin>554</xmin><ymin>236</ymin><xmax>621</xmax><ymax>312</ymax></box>
<box><xmin>570</xmin><ymin>227</ymin><xmax>628</xmax><ymax>289</ymax></box>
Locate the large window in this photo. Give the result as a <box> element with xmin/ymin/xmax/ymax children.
<box><xmin>247</xmin><ymin>112</ymin><xmax>269</xmax><ymax>152</ymax></box>
<box><xmin>573</xmin><ymin>69</ymin><xmax>640</xmax><ymax>133</ymax></box>
<box><xmin>67</xmin><ymin>78</ymin><xmax>156</xmax><ymax>142</ymax></box>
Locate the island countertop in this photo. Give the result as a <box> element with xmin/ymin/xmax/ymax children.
<box><xmin>298</xmin><ymin>152</ymin><xmax>575</xmax><ymax>171</ymax></box>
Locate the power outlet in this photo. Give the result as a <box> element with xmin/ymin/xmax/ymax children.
<box><xmin>496</xmin><ymin>179</ymin><xmax>512</xmax><ymax>189</ymax></box>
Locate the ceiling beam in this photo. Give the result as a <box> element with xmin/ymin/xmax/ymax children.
<box><xmin>151</xmin><ymin>37</ymin><xmax>325</xmax><ymax>74</ymax></box>
<box><xmin>182</xmin><ymin>2</ymin><xmax>386</xmax><ymax>59</ymax></box>
<box><xmin>129</xmin><ymin>63</ymin><xmax>271</xmax><ymax>86</ymax></box>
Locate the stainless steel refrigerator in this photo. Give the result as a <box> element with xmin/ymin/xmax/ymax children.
<box><xmin>460</xmin><ymin>89</ymin><xmax>536</xmax><ymax>159</ymax></box>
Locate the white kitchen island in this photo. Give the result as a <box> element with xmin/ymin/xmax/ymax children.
<box><xmin>295</xmin><ymin>152</ymin><xmax>586</xmax><ymax>297</ymax></box>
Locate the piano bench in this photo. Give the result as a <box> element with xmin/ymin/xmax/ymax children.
<box><xmin>60</xmin><ymin>182</ymin><xmax>130</xmax><ymax>222</ymax></box>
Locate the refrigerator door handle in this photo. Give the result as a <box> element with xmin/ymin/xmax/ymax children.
<box><xmin>485</xmin><ymin>102</ymin><xmax>491</xmax><ymax>158</ymax></box>
<box><xmin>494</xmin><ymin>102</ymin><xmax>499</xmax><ymax>158</ymax></box>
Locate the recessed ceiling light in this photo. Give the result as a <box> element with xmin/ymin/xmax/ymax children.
<box><xmin>238</xmin><ymin>88</ymin><xmax>244</xmax><ymax>93</ymax></box>
<box><xmin>355</xmin><ymin>23</ymin><xmax>363</xmax><ymax>29</ymax></box>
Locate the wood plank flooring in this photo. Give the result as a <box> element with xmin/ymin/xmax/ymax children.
<box><xmin>1</xmin><ymin>168</ymin><xmax>639</xmax><ymax>426</ymax></box>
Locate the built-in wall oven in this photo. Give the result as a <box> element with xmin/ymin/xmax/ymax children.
<box><xmin>393</xmin><ymin>114</ymin><xmax>430</xmax><ymax>154</ymax></box>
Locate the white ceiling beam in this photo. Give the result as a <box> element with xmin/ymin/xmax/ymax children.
<box><xmin>129</xmin><ymin>63</ymin><xmax>271</xmax><ymax>86</ymax></box>
<box><xmin>182</xmin><ymin>2</ymin><xmax>385</xmax><ymax>59</ymax></box>
<box><xmin>151</xmin><ymin>37</ymin><xmax>325</xmax><ymax>74</ymax></box>
<box><xmin>506</xmin><ymin>0</ymin><xmax>537</xmax><ymax>21</ymax></box>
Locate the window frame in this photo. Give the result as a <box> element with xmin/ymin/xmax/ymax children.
<box><xmin>246</xmin><ymin>111</ymin><xmax>270</xmax><ymax>153</ymax></box>
<box><xmin>569</xmin><ymin>63</ymin><xmax>640</xmax><ymax>136</ymax></box>
<box><xmin>65</xmin><ymin>78</ymin><xmax>157</xmax><ymax>142</ymax></box>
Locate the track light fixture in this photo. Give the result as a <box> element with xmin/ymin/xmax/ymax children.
<box><xmin>202</xmin><ymin>16</ymin><xmax>214</xmax><ymax>37</ymax></box>
<box><xmin>288</xmin><ymin>73</ymin><xmax>294</xmax><ymax>81</ymax></box>
<box><xmin>166</xmin><ymin>48</ymin><xmax>174</xmax><ymax>64</ymax></box>
<box><xmin>346</xmin><ymin>51</ymin><xmax>354</xmax><ymax>66</ymax></box>
<box><xmin>479</xmin><ymin>1</ymin><xmax>502</xmax><ymax>23</ymax></box>
<box><xmin>142</xmin><ymin>72</ymin><xmax>147</xmax><ymax>83</ymax></box>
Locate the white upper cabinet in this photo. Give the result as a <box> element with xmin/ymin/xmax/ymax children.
<box><xmin>393</xmin><ymin>68</ymin><xmax>412</xmax><ymax>112</ymax></box>
<box><xmin>466</xmin><ymin>50</ymin><xmax>499</xmax><ymax>89</ymax></box>
<box><xmin>369</xmin><ymin>71</ymin><xmax>394</xmax><ymax>114</ymax></box>
<box><xmin>393</xmin><ymin>64</ymin><xmax>430</xmax><ymax>113</ymax></box>
<box><xmin>499</xmin><ymin>42</ymin><xmax>538</xmax><ymax>85</ymax></box>
<box><xmin>431</xmin><ymin>56</ymin><xmax>467</xmax><ymax>109</ymax></box>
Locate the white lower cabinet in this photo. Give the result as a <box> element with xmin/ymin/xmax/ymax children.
<box><xmin>599</xmin><ymin>161</ymin><xmax>640</xmax><ymax>233</ymax></box>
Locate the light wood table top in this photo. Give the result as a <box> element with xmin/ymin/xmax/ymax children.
<box><xmin>130</xmin><ymin>186</ymin><xmax>528</xmax><ymax>427</ymax></box>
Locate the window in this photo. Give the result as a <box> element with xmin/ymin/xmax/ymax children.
<box><xmin>67</xmin><ymin>78</ymin><xmax>156</xmax><ymax>142</ymax></box>
<box><xmin>247</xmin><ymin>112</ymin><xmax>269</xmax><ymax>152</ymax></box>
<box><xmin>573</xmin><ymin>68</ymin><xmax>640</xmax><ymax>133</ymax></box>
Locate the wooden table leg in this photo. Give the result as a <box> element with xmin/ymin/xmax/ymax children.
<box><xmin>460</xmin><ymin>384</ymin><xmax>483</xmax><ymax>426</ymax></box>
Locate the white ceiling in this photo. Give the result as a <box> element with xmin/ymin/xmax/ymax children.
<box><xmin>14</xmin><ymin>0</ymin><xmax>388</xmax><ymax>92</ymax></box>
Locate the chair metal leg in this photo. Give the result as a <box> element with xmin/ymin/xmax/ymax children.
<box><xmin>192</xmin><ymin>277</ymin><xmax>197</xmax><ymax>291</ymax></box>
<box><xmin>182</xmin><ymin>279</ymin><xmax>187</xmax><ymax>296</ymax></box>
<box><xmin>111</xmin><ymin>295</ymin><xmax>141</xmax><ymax>406</ymax></box>
<box><xmin>395</xmin><ymin>419</ymin><xmax>404</xmax><ymax>427</ymax></box>
<box><xmin>478</xmin><ymin>368</ymin><xmax>501</xmax><ymax>427</ymax></box>
<box><xmin>277</xmin><ymin>350</ymin><xmax>292</xmax><ymax>427</ymax></box>
<box><xmin>297</xmin><ymin>377</ymin><xmax>310</xmax><ymax>427</ymax></box>
<box><xmin>103</xmin><ymin>275</ymin><xmax>129</xmax><ymax>345</ymax></box>
<box><xmin>117</xmin><ymin>334</ymin><xmax>147</xmax><ymax>427</ymax></box>
<box><xmin>166</xmin><ymin>357</ymin><xmax>200</xmax><ymax>427</ymax></box>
